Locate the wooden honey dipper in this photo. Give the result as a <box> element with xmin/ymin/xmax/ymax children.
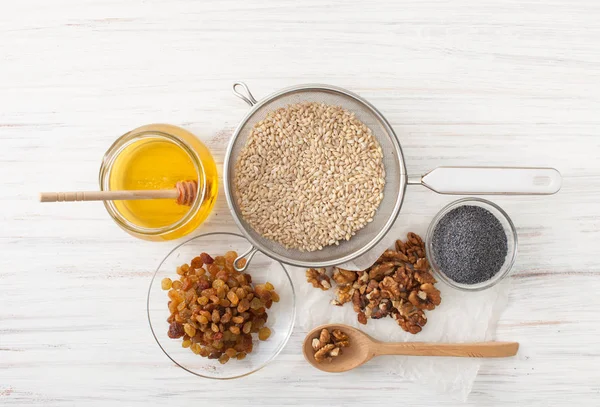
<box><xmin>40</xmin><ymin>180</ymin><xmax>198</xmax><ymax>206</ymax></box>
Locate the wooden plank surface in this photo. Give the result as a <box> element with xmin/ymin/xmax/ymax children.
<box><xmin>1</xmin><ymin>0</ymin><xmax>599</xmax><ymax>405</ymax></box>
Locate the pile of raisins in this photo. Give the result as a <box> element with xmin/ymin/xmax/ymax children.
<box><xmin>162</xmin><ymin>251</ymin><xmax>277</xmax><ymax>364</ymax></box>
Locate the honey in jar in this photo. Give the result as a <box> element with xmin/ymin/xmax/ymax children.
<box><xmin>99</xmin><ymin>124</ymin><xmax>218</xmax><ymax>241</ymax></box>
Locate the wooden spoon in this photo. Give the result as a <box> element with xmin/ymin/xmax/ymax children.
<box><xmin>303</xmin><ymin>324</ymin><xmax>519</xmax><ymax>373</ymax></box>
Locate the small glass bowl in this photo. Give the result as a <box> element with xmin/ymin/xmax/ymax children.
<box><xmin>425</xmin><ymin>198</ymin><xmax>518</xmax><ymax>291</ymax></box>
<box><xmin>147</xmin><ymin>232</ymin><xmax>296</xmax><ymax>379</ymax></box>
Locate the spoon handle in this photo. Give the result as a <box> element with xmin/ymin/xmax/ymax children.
<box><xmin>374</xmin><ymin>341</ymin><xmax>519</xmax><ymax>358</ymax></box>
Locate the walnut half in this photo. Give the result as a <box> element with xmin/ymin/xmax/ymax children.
<box><xmin>306</xmin><ymin>268</ymin><xmax>332</xmax><ymax>291</ymax></box>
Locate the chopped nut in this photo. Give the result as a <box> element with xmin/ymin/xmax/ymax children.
<box><xmin>414</xmin><ymin>268</ymin><xmax>436</xmax><ymax>284</ymax></box>
<box><xmin>368</xmin><ymin>262</ymin><xmax>395</xmax><ymax>281</ymax></box>
<box><xmin>330</xmin><ymin>347</ymin><xmax>341</xmax><ymax>357</ymax></box>
<box><xmin>332</xmin><ymin>285</ymin><xmax>354</xmax><ymax>306</ymax></box>
<box><xmin>332</xmin><ymin>268</ymin><xmax>357</xmax><ymax>286</ymax></box>
<box><xmin>306</xmin><ymin>268</ymin><xmax>332</xmax><ymax>290</ymax></box>
<box><xmin>314</xmin><ymin>344</ymin><xmax>335</xmax><ymax>363</ymax></box>
<box><xmin>379</xmin><ymin>249</ymin><xmax>409</xmax><ymax>263</ymax></box>
<box><xmin>409</xmin><ymin>283</ymin><xmax>441</xmax><ymax>311</ymax></box>
<box><xmin>331</xmin><ymin>329</ymin><xmax>349</xmax><ymax>342</ymax></box>
<box><xmin>380</xmin><ymin>276</ymin><xmax>401</xmax><ymax>298</ymax></box>
<box><xmin>312</xmin><ymin>338</ymin><xmax>322</xmax><ymax>351</ymax></box>
<box><xmin>319</xmin><ymin>328</ymin><xmax>330</xmax><ymax>344</ymax></box>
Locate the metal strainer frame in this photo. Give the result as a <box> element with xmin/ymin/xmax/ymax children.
<box><xmin>224</xmin><ymin>82</ymin><xmax>407</xmax><ymax>270</ymax></box>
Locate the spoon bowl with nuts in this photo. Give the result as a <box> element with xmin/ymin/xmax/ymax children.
<box><xmin>303</xmin><ymin>324</ymin><xmax>519</xmax><ymax>373</ymax></box>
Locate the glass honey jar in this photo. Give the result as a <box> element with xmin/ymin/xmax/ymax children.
<box><xmin>99</xmin><ymin>124</ymin><xmax>218</xmax><ymax>241</ymax></box>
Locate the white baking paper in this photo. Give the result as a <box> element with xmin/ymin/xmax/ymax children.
<box><xmin>290</xmin><ymin>223</ymin><xmax>510</xmax><ymax>401</ymax></box>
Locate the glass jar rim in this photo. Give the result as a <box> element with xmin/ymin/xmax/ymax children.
<box><xmin>98</xmin><ymin>124</ymin><xmax>206</xmax><ymax>236</ymax></box>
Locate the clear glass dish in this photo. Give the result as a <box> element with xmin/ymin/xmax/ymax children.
<box><xmin>147</xmin><ymin>232</ymin><xmax>296</xmax><ymax>379</ymax></box>
<box><xmin>425</xmin><ymin>198</ymin><xmax>518</xmax><ymax>291</ymax></box>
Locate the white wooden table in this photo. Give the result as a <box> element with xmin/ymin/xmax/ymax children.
<box><xmin>2</xmin><ymin>1</ymin><xmax>599</xmax><ymax>405</ymax></box>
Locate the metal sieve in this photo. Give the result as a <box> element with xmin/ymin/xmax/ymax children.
<box><xmin>224</xmin><ymin>82</ymin><xmax>562</xmax><ymax>271</ymax></box>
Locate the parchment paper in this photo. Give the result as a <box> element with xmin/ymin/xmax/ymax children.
<box><xmin>290</xmin><ymin>223</ymin><xmax>511</xmax><ymax>401</ymax></box>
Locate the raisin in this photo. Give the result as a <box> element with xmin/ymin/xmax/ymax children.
<box><xmin>250</xmin><ymin>297</ymin><xmax>263</xmax><ymax>310</ymax></box>
<box><xmin>218</xmin><ymin>354</ymin><xmax>230</xmax><ymax>364</ymax></box>
<box><xmin>161</xmin><ymin>278</ymin><xmax>172</xmax><ymax>290</ymax></box>
<box><xmin>200</xmin><ymin>253</ymin><xmax>214</xmax><ymax>264</ymax></box>
<box><xmin>167</xmin><ymin>322</ymin><xmax>185</xmax><ymax>339</ymax></box>
<box><xmin>183</xmin><ymin>323</ymin><xmax>196</xmax><ymax>338</ymax></box>
<box><xmin>191</xmin><ymin>256</ymin><xmax>204</xmax><ymax>269</ymax></box>
<box><xmin>258</xmin><ymin>327</ymin><xmax>271</xmax><ymax>341</ymax></box>
<box><xmin>265</xmin><ymin>282</ymin><xmax>275</xmax><ymax>291</ymax></box>
<box><xmin>229</xmin><ymin>326</ymin><xmax>241</xmax><ymax>335</ymax></box>
<box><xmin>236</xmin><ymin>352</ymin><xmax>247</xmax><ymax>360</ymax></box>
<box><xmin>238</xmin><ymin>299</ymin><xmax>250</xmax><ymax>313</ymax></box>
<box><xmin>225</xmin><ymin>347</ymin><xmax>237</xmax><ymax>358</ymax></box>
<box><xmin>243</xmin><ymin>321</ymin><xmax>252</xmax><ymax>334</ymax></box>
<box><xmin>227</xmin><ymin>291</ymin><xmax>239</xmax><ymax>306</ymax></box>
<box><xmin>197</xmin><ymin>296</ymin><xmax>209</xmax><ymax>306</ymax></box>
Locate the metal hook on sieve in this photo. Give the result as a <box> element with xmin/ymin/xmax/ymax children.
<box><xmin>232</xmin><ymin>82</ymin><xmax>258</xmax><ymax>107</ymax></box>
<box><xmin>233</xmin><ymin>245</ymin><xmax>258</xmax><ymax>272</ymax></box>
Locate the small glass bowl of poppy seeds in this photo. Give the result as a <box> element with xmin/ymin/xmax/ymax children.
<box><xmin>426</xmin><ymin>198</ymin><xmax>518</xmax><ymax>291</ymax></box>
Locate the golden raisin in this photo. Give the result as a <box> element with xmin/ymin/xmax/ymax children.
<box><xmin>229</xmin><ymin>326</ymin><xmax>241</xmax><ymax>335</ymax></box>
<box><xmin>211</xmin><ymin>323</ymin><xmax>220</xmax><ymax>333</ymax></box>
<box><xmin>216</xmin><ymin>287</ymin><xmax>226</xmax><ymax>299</ymax></box>
<box><xmin>243</xmin><ymin>321</ymin><xmax>252</xmax><ymax>334</ymax></box>
<box><xmin>196</xmin><ymin>315</ymin><xmax>209</xmax><ymax>325</ymax></box>
<box><xmin>172</xmin><ymin>280</ymin><xmax>182</xmax><ymax>289</ymax></box>
<box><xmin>190</xmin><ymin>343</ymin><xmax>201</xmax><ymax>354</ymax></box>
<box><xmin>258</xmin><ymin>327</ymin><xmax>271</xmax><ymax>341</ymax></box>
<box><xmin>271</xmin><ymin>291</ymin><xmax>280</xmax><ymax>303</ymax></box>
<box><xmin>250</xmin><ymin>297</ymin><xmax>263</xmax><ymax>310</ymax></box>
<box><xmin>227</xmin><ymin>291</ymin><xmax>239</xmax><ymax>306</ymax></box>
<box><xmin>265</xmin><ymin>282</ymin><xmax>275</xmax><ymax>291</ymax></box>
<box><xmin>225</xmin><ymin>347</ymin><xmax>237</xmax><ymax>358</ymax></box>
<box><xmin>224</xmin><ymin>251</ymin><xmax>238</xmax><ymax>265</ymax></box>
<box><xmin>238</xmin><ymin>299</ymin><xmax>250</xmax><ymax>313</ymax></box>
<box><xmin>212</xmin><ymin>279</ymin><xmax>225</xmax><ymax>289</ymax></box>
<box><xmin>161</xmin><ymin>278</ymin><xmax>172</xmax><ymax>290</ymax></box>
<box><xmin>218</xmin><ymin>354</ymin><xmax>230</xmax><ymax>364</ymax></box>
<box><xmin>183</xmin><ymin>324</ymin><xmax>197</xmax><ymax>338</ymax></box>
<box><xmin>197</xmin><ymin>296</ymin><xmax>209</xmax><ymax>306</ymax></box>
<box><xmin>182</xmin><ymin>339</ymin><xmax>191</xmax><ymax>348</ymax></box>
<box><xmin>214</xmin><ymin>256</ymin><xmax>226</xmax><ymax>266</ymax></box>
<box><xmin>220</xmin><ymin>299</ymin><xmax>231</xmax><ymax>307</ymax></box>
<box><xmin>235</xmin><ymin>287</ymin><xmax>246</xmax><ymax>300</ymax></box>
<box><xmin>232</xmin><ymin>316</ymin><xmax>244</xmax><ymax>324</ymax></box>
<box><xmin>211</xmin><ymin>309</ymin><xmax>220</xmax><ymax>323</ymax></box>
<box><xmin>209</xmin><ymin>295</ymin><xmax>220</xmax><ymax>303</ymax></box>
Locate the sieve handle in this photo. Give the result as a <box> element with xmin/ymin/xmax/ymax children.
<box><xmin>411</xmin><ymin>167</ymin><xmax>562</xmax><ymax>195</ymax></box>
<box><xmin>233</xmin><ymin>245</ymin><xmax>258</xmax><ymax>272</ymax></box>
<box><xmin>232</xmin><ymin>82</ymin><xmax>258</xmax><ymax>107</ymax></box>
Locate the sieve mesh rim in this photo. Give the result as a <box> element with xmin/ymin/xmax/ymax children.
<box><xmin>223</xmin><ymin>83</ymin><xmax>407</xmax><ymax>268</ymax></box>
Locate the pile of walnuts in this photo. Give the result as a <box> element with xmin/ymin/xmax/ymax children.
<box><xmin>311</xmin><ymin>328</ymin><xmax>350</xmax><ymax>363</ymax></box>
<box><xmin>306</xmin><ymin>233</ymin><xmax>441</xmax><ymax>334</ymax></box>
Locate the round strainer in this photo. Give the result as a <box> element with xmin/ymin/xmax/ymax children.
<box><xmin>224</xmin><ymin>83</ymin><xmax>407</xmax><ymax>269</ymax></box>
<box><xmin>224</xmin><ymin>82</ymin><xmax>562</xmax><ymax>271</ymax></box>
